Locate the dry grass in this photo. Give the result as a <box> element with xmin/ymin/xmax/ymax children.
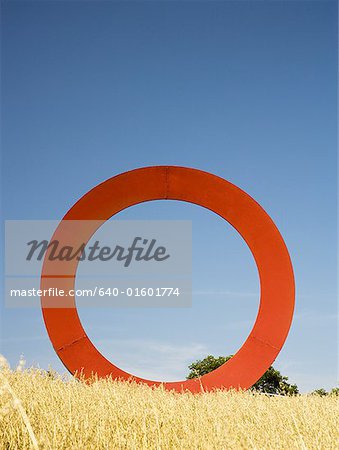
<box><xmin>0</xmin><ymin>361</ymin><xmax>338</xmax><ymax>450</ymax></box>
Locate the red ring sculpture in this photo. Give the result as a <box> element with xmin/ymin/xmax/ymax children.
<box><xmin>41</xmin><ymin>166</ymin><xmax>295</xmax><ymax>393</ymax></box>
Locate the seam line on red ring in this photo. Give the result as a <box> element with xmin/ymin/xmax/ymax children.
<box><xmin>57</xmin><ymin>335</ymin><xmax>87</xmax><ymax>352</ymax></box>
<box><xmin>251</xmin><ymin>335</ymin><xmax>279</xmax><ymax>351</ymax></box>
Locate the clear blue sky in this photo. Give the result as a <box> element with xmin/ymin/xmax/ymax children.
<box><xmin>1</xmin><ymin>0</ymin><xmax>337</xmax><ymax>392</ymax></box>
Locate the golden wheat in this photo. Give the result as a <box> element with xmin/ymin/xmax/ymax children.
<box><xmin>0</xmin><ymin>361</ymin><xmax>338</xmax><ymax>450</ymax></box>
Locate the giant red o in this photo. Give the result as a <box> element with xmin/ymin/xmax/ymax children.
<box><xmin>41</xmin><ymin>166</ymin><xmax>295</xmax><ymax>393</ymax></box>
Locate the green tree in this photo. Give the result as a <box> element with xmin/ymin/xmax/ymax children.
<box><xmin>187</xmin><ymin>355</ymin><xmax>299</xmax><ymax>395</ymax></box>
<box><xmin>187</xmin><ymin>355</ymin><xmax>232</xmax><ymax>379</ymax></box>
<box><xmin>310</xmin><ymin>388</ymin><xmax>328</xmax><ymax>397</ymax></box>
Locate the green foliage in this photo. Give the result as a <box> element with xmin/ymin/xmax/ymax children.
<box><xmin>187</xmin><ymin>355</ymin><xmax>299</xmax><ymax>396</ymax></box>
<box><xmin>329</xmin><ymin>387</ymin><xmax>339</xmax><ymax>396</ymax></box>
<box><xmin>187</xmin><ymin>355</ymin><xmax>232</xmax><ymax>379</ymax></box>
<box><xmin>311</xmin><ymin>388</ymin><xmax>328</xmax><ymax>397</ymax></box>
<box><xmin>252</xmin><ymin>366</ymin><xmax>299</xmax><ymax>396</ymax></box>
<box><xmin>309</xmin><ymin>387</ymin><xmax>339</xmax><ymax>397</ymax></box>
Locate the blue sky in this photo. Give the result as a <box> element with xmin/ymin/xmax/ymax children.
<box><xmin>1</xmin><ymin>0</ymin><xmax>337</xmax><ymax>392</ymax></box>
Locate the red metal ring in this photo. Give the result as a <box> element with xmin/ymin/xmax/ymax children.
<box><xmin>41</xmin><ymin>166</ymin><xmax>295</xmax><ymax>392</ymax></box>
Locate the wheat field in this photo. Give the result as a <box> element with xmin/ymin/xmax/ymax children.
<box><xmin>0</xmin><ymin>362</ymin><xmax>338</xmax><ymax>450</ymax></box>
